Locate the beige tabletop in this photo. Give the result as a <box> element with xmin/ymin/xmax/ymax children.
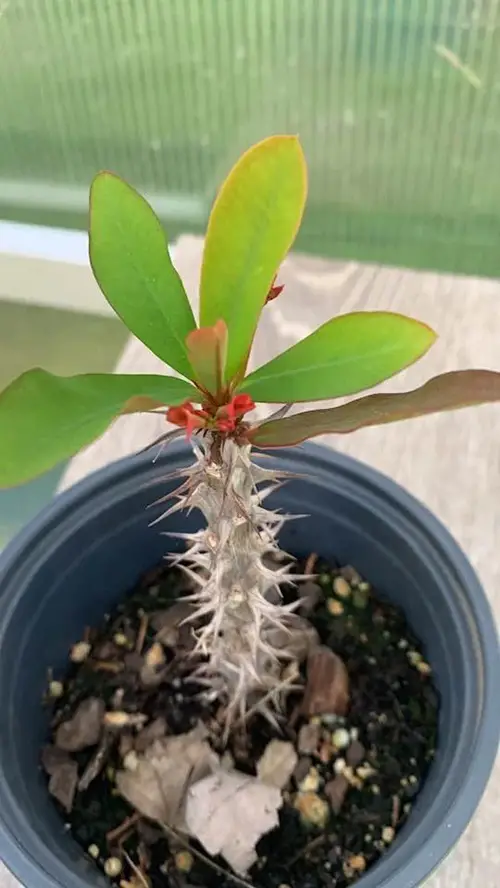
<box><xmin>2</xmin><ymin>237</ymin><xmax>499</xmax><ymax>887</ymax></box>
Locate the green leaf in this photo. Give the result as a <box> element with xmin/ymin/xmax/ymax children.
<box><xmin>89</xmin><ymin>172</ymin><xmax>197</xmax><ymax>378</ymax></box>
<box><xmin>239</xmin><ymin>312</ymin><xmax>437</xmax><ymax>403</ymax></box>
<box><xmin>186</xmin><ymin>320</ymin><xmax>228</xmax><ymax>396</ymax></box>
<box><xmin>249</xmin><ymin>370</ymin><xmax>500</xmax><ymax>446</ymax></box>
<box><xmin>200</xmin><ymin>135</ymin><xmax>307</xmax><ymax>380</ymax></box>
<box><xmin>0</xmin><ymin>369</ymin><xmax>198</xmax><ymax>487</ymax></box>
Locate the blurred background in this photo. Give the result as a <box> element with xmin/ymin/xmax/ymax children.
<box><xmin>1</xmin><ymin>0</ymin><xmax>499</xmax><ymax>544</ymax></box>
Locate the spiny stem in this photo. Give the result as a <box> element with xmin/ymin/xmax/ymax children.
<box><xmin>166</xmin><ymin>434</ymin><xmax>301</xmax><ymax>724</ymax></box>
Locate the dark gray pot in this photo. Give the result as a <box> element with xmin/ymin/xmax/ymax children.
<box><xmin>0</xmin><ymin>443</ymin><xmax>498</xmax><ymax>888</ymax></box>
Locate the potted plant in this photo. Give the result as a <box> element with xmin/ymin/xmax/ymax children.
<box><xmin>0</xmin><ymin>136</ymin><xmax>499</xmax><ymax>888</ymax></box>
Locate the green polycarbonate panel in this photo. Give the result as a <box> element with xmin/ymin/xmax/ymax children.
<box><xmin>1</xmin><ymin>0</ymin><xmax>499</xmax><ymax>277</ymax></box>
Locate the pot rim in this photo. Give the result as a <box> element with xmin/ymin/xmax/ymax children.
<box><xmin>0</xmin><ymin>442</ymin><xmax>498</xmax><ymax>888</ymax></box>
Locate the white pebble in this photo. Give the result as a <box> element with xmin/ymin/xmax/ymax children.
<box><xmin>113</xmin><ymin>632</ymin><xmax>128</xmax><ymax>647</ymax></box>
<box><xmin>49</xmin><ymin>680</ymin><xmax>64</xmax><ymax>698</ymax></box>
<box><xmin>350</xmin><ymin>727</ymin><xmax>359</xmax><ymax>741</ymax></box>
<box><xmin>407</xmin><ymin>650</ymin><xmax>422</xmax><ymax>665</ymax></box>
<box><xmin>382</xmin><ymin>826</ymin><xmax>395</xmax><ymax>844</ymax></box>
<box><xmin>332</xmin><ymin>728</ymin><xmax>350</xmax><ymax>750</ymax></box>
<box><xmin>104</xmin><ymin>857</ymin><xmax>122</xmax><ymax>877</ymax></box>
<box><xmin>88</xmin><ymin>844</ymin><xmax>99</xmax><ymax>859</ymax></box>
<box><xmin>334</xmin><ymin>757</ymin><xmax>346</xmax><ymax>774</ymax></box>
<box><xmin>333</xmin><ymin>577</ymin><xmax>351</xmax><ymax>599</ymax></box>
<box><xmin>299</xmin><ymin>767</ymin><xmax>321</xmax><ymax>792</ymax></box>
<box><xmin>70</xmin><ymin>641</ymin><xmax>91</xmax><ymax>663</ymax></box>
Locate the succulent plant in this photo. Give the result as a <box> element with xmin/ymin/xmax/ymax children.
<box><xmin>2</xmin><ymin>135</ymin><xmax>500</xmax><ymax>722</ymax></box>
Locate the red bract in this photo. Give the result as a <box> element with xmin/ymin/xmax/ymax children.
<box><xmin>166</xmin><ymin>401</ymin><xmax>210</xmax><ymax>439</ymax></box>
<box><xmin>223</xmin><ymin>394</ymin><xmax>256</xmax><ymax>420</ymax></box>
<box><xmin>167</xmin><ymin>395</ymin><xmax>255</xmax><ymax>439</ymax></box>
<box><xmin>265</xmin><ymin>275</ymin><xmax>284</xmax><ymax>303</ymax></box>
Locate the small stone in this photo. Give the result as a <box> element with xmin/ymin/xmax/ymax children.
<box><xmin>257</xmin><ymin>739</ymin><xmax>298</xmax><ymax>789</ymax></box>
<box><xmin>298</xmin><ymin>767</ymin><xmax>320</xmax><ymax>792</ymax></box>
<box><xmin>70</xmin><ymin>641</ymin><xmax>91</xmax><ymax>663</ymax></box>
<box><xmin>113</xmin><ymin>632</ymin><xmax>129</xmax><ymax>647</ymax></box>
<box><xmin>349</xmin><ymin>727</ymin><xmax>359</xmax><ymax>741</ymax></box>
<box><xmin>398</xmin><ymin>638</ymin><xmax>409</xmax><ymax>650</ymax></box>
<box><xmin>293</xmin><ymin>757</ymin><xmax>313</xmax><ymax>785</ymax></box>
<box><xmin>331</xmin><ymin>728</ymin><xmax>350</xmax><ymax>750</ymax></box>
<box><xmin>333</xmin><ymin>577</ymin><xmax>351</xmax><ymax>599</ymax></box>
<box><xmin>294</xmin><ymin>792</ymin><xmax>329</xmax><ymax>828</ymax></box>
<box><xmin>49</xmin><ymin>680</ymin><xmax>64</xmax><ymax>698</ymax></box>
<box><xmin>297</xmin><ymin>722</ymin><xmax>321</xmax><ymax>755</ymax></box>
<box><xmin>382</xmin><ymin>826</ymin><xmax>395</xmax><ymax>844</ymax></box>
<box><xmin>104</xmin><ymin>857</ymin><xmax>123</xmax><ymax>878</ymax></box>
<box><xmin>334</xmin><ymin>757</ymin><xmax>346</xmax><ymax>775</ymax></box>
<box><xmin>347</xmin><ymin>855</ymin><xmax>366</xmax><ymax>873</ymax></box>
<box><xmin>104</xmin><ymin>711</ymin><xmax>148</xmax><ymax>730</ymax></box>
<box><xmin>299</xmin><ymin>581</ymin><xmax>322</xmax><ymax>615</ymax></box>
<box><xmin>301</xmin><ymin>646</ymin><xmax>349</xmax><ymax>717</ymax></box>
<box><xmin>416</xmin><ymin>661</ymin><xmax>432</xmax><ymax>676</ymax></box>
<box><xmin>88</xmin><ymin>844</ymin><xmax>100</xmax><ymax>859</ymax></box>
<box><xmin>144</xmin><ymin>642</ymin><xmax>165</xmax><ymax>669</ymax></box>
<box><xmin>324</xmin><ymin>774</ymin><xmax>349</xmax><ymax>814</ymax></box>
<box><xmin>175</xmin><ymin>851</ymin><xmax>193</xmax><ymax>873</ymax></box>
<box><xmin>318</xmin><ymin>573</ymin><xmax>332</xmax><ymax>588</ymax></box>
<box><xmin>371</xmin><ymin>784</ymin><xmax>381</xmax><ymax>795</ymax></box>
<box><xmin>340</xmin><ymin>565</ymin><xmax>362</xmax><ymax>585</ymax></box>
<box><xmin>327</xmin><ymin>599</ymin><xmax>344</xmax><ymax>616</ymax></box>
<box><xmin>346</xmin><ymin>739</ymin><xmax>365</xmax><ymax>767</ymax></box>
<box><xmin>356</xmin><ymin>764</ymin><xmax>376</xmax><ymax>780</ymax></box>
<box><xmin>408</xmin><ymin>774</ymin><xmax>418</xmax><ymax>785</ymax></box>
<box><xmin>407</xmin><ymin>650</ymin><xmax>422</xmax><ymax>666</ymax></box>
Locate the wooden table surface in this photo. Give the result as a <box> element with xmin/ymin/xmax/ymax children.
<box><xmin>2</xmin><ymin>237</ymin><xmax>498</xmax><ymax>888</ymax></box>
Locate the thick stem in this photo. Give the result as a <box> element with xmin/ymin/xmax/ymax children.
<box><xmin>166</xmin><ymin>435</ymin><xmax>300</xmax><ymax>723</ymax></box>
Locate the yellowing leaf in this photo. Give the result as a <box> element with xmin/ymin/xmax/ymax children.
<box><xmin>240</xmin><ymin>312</ymin><xmax>436</xmax><ymax>403</ymax></box>
<box><xmin>0</xmin><ymin>369</ymin><xmax>198</xmax><ymax>487</ymax></box>
<box><xmin>250</xmin><ymin>370</ymin><xmax>500</xmax><ymax>446</ymax></box>
<box><xmin>90</xmin><ymin>173</ymin><xmax>197</xmax><ymax>377</ymax></box>
<box><xmin>200</xmin><ymin>135</ymin><xmax>307</xmax><ymax>380</ymax></box>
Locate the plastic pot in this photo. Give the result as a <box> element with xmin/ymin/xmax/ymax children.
<box><xmin>0</xmin><ymin>442</ymin><xmax>498</xmax><ymax>888</ymax></box>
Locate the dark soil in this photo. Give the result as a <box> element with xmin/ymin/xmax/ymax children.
<box><xmin>41</xmin><ymin>557</ymin><xmax>439</xmax><ymax>888</ymax></box>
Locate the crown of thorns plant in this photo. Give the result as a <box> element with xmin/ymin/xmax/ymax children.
<box><xmin>1</xmin><ymin>135</ymin><xmax>500</xmax><ymax>721</ymax></box>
